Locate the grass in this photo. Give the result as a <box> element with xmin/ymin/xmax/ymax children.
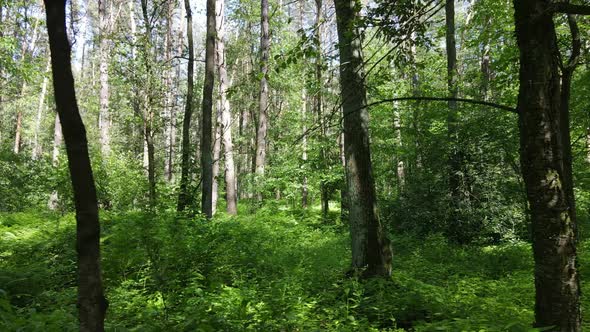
<box><xmin>0</xmin><ymin>207</ymin><xmax>588</xmax><ymax>331</ymax></box>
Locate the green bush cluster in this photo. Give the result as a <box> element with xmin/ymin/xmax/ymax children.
<box><xmin>2</xmin><ymin>209</ymin><xmax>588</xmax><ymax>331</ymax></box>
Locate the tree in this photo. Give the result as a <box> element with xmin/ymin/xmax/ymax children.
<box><xmin>44</xmin><ymin>0</ymin><xmax>107</xmax><ymax>329</ymax></box>
<box><xmin>445</xmin><ymin>0</ymin><xmax>465</xmax><ymax>242</ymax></box>
<box><xmin>201</xmin><ymin>0</ymin><xmax>217</xmax><ymax>218</ymax></box>
<box><xmin>513</xmin><ymin>0</ymin><xmax>581</xmax><ymax>329</ymax></box>
<box><xmin>215</xmin><ymin>0</ymin><xmax>238</xmax><ymax>214</ymax></box>
<box><xmin>177</xmin><ymin>0</ymin><xmax>195</xmax><ymax>213</ymax></box>
<box><xmin>255</xmin><ymin>0</ymin><xmax>270</xmax><ymax>202</ymax></box>
<box><xmin>334</xmin><ymin>0</ymin><xmax>392</xmax><ymax>277</ymax></box>
<box><xmin>98</xmin><ymin>0</ymin><xmax>111</xmax><ymax>156</ymax></box>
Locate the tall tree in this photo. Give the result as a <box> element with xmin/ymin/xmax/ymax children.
<box><xmin>513</xmin><ymin>0</ymin><xmax>581</xmax><ymax>329</ymax></box>
<box><xmin>445</xmin><ymin>0</ymin><xmax>462</xmax><ymax>241</ymax></box>
<box><xmin>255</xmin><ymin>0</ymin><xmax>270</xmax><ymax>201</ymax></box>
<box><xmin>334</xmin><ymin>0</ymin><xmax>392</xmax><ymax>277</ymax></box>
<box><xmin>98</xmin><ymin>0</ymin><xmax>110</xmax><ymax>155</ymax></box>
<box><xmin>215</xmin><ymin>0</ymin><xmax>238</xmax><ymax>214</ymax></box>
<box><xmin>44</xmin><ymin>0</ymin><xmax>107</xmax><ymax>329</ymax></box>
<box><xmin>201</xmin><ymin>0</ymin><xmax>217</xmax><ymax>218</ymax></box>
<box><xmin>177</xmin><ymin>0</ymin><xmax>195</xmax><ymax>212</ymax></box>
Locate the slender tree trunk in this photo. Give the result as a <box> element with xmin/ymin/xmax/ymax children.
<box><xmin>255</xmin><ymin>0</ymin><xmax>270</xmax><ymax>202</ymax></box>
<box><xmin>14</xmin><ymin>18</ymin><xmax>39</xmax><ymax>154</ymax></box>
<box><xmin>513</xmin><ymin>1</ymin><xmax>581</xmax><ymax>330</ymax></box>
<box><xmin>212</xmin><ymin>110</ymin><xmax>221</xmax><ymax>215</ymax></box>
<box><xmin>140</xmin><ymin>0</ymin><xmax>157</xmax><ymax>209</ymax></box>
<box><xmin>334</xmin><ymin>0</ymin><xmax>392</xmax><ymax>278</ymax></box>
<box><xmin>44</xmin><ymin>1</ymin><xmax>107</xmax><ymax>329</ymax></box>
<box><xmin>445</xmin><ymin>0</ymin><xmax>463</xmax><ymax>241</ymax></box>
<box><xmin>215</xmin><ymin>0</ymin><xmax>238</xmax><ymax>214</ymax></box>
<box><xmin>314</xmin><ymin>0</ymin><xmax>329</xmax><ymax>220</ymax></box>
<box><xmin>298</xmin><ymin>0</ymin><xmax>308</xmax><ymax>209</ymax></box>
<box><xmin>301</xmin><ymin>89</ymin><xmax>309</xmax><ymax>208</ymax></box>
<box><xmin>177</xmin><ymin>0</ymin><xmax>195</xmax><ymax>212</ymax></box>
<box><xmin>164</xmin><ymin>0</ymin><xmax>175</xmax><ymax>181</ymax></box>
<box><xmin>200</xmin><ymin>0</ymin><xmax>216</xmax><ymax>218</ymax></box>
<box><xmin>98</xmin><ymin>0</ymin><xmax>110</xmax><ymax>156</ymax></box>
<box><xmin>393</xmin><ymin>104</ymin><xmax>404</xmax><ymax>192</ymax></box>
<box><xmin>48</xmin><ymin>113</ymin><xmax>62</xmax><ymax>210</ymax></box>
<box><xmin>32</xmin><ymin>57</ymin><xmax>51</xmax><ymax>159</ymax></box>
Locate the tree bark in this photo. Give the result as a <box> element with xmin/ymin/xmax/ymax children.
<box><xmin>212</xmin><ymin>111</ymin><xmax>221</xmax><ymax>215</ymax></box>
<box><xmin>164</xmin><ymin>0</ymin><xmax>175</xmax><ymax>181</ymax></box>
<box><xmin>513</xmin><ymin>1</ymin><xmax>581</xmax><ymax>330</ymax></box>
<box><xmin>177</xmin><ymin>0</ymin><xmax>195</xmax><ymax>212</ymax></box>
<box><xmin>201</xmin><ymin>0</ymin><xmax>216</xmax><ymax>218</ymax></box>
<box><xmin>314</xmin><ymin>0</ymin><xmax>329</xmax><ymax>221</ymax></box>
<box><xmin>48</xmin><ymin>113</ymin><xmax>62</xmax><ymax>210</ymax></box>
<box><xmin>14</xmin><ymin>17</ymin><xmax>39</xmax><ymax>154</ymax></box>
<box><xmin>98</xmin><ymin>0</ymin><xmax>110</xmax><ymax>156</ymax></box>
<box><xmin>255</xmin><ymin>0</ymin><xmax>270</xmax><ymax>202</ymax></box>
<box><xmin>334</xmin><ymin>0</ymin><xmax>392</xmax><ymax>278</ymax></box>
<box><xmin>32</xmin><ymin>57</ymin><xmax>51</xmax><ymax>159</ymax></box>
<box><xmin>140</xmin><ymin>0</ymin><xmax>157</xmax><ymax>209</ymax></box>
<box><xmin>445</xmin><ymin>0</ymin><xmax>464</xmax><ymax>241</ymax></box>
<box><xmin>215</xmin><ymin>0</ymin><xmax>238</xmax><ymax>214</ymax></box>
<box><xmin>44</xmin><ymin>0</ymin><xmax>107</xmax><ymax>329</ymax></box>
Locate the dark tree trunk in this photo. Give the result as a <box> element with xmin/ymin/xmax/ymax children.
<box><xmin>334</xmin><ymin>0</ymin><xmax>392</xmax><ymax>278</ymax></box>
<box><xmin>513</xmin><ymin>0</ymin><xmax>581</xmax><ymax>330</ymax></box>
<box><xmin>177</xmin><ymin>0</ymin><xmax>195</xmax><ymax>212</ymax></box>
<box><xmin>44</xmin><ymin>0</ymin><xmax>107</xmax><ymax>330</ymax></box>
<box><xmin>201</xmin><ymin>0</ymin><xmax>216</xmax><ymax>218</ymax></box>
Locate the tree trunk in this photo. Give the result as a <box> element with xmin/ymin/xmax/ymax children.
<box><xmin>215</xmin><ymin>0</ymin><xmax>238</xmax><ymax>214</ymax></box>
<box><xmin>212</xmin><ymin>111</ymin><xmax>221</xmax><ymax>215</ymax></box>
<box><xmin>314</xmin><ymin>0</ymin><xmax>329</xmax><ymax>221</ymax></box>
<box><xmin>255</xmin><ymin>0</ymin><xmax>270</xmax><ymax>202</ymax></box>
<box><xmin>164</xmin><ymin>0</ymin><xmax>175</xmax><ymax>181</ymax></box>
<box><xmin>14</xmin><ymin>17</ymin><xmax>39</xmax><ymax>154</ymax></box>
<box><xmin>98</xmin><ymin>0</ymin><xmax>110</xmax><ymax>156</ymax></box>
<box><xmin>513</xmin><ymin>1</ymin><xmax>581</xmax><ymax>330</ymax></box>
<box><xmin>44</xmin><ymin>1</ymin><xmax>107</xmax><ymax>329</ymax></box>
<box><xmin>201</xmin><ymin>0</ymin><xmax>216</xmax><ymax>218</ymax></box>
<box><xmin>334</xmin><ymin>0</ymin><xmax>392</xmax><ymax>278</ymax></box>
<box><xmin>393</xmin><ymin>104</ymin><xmax>404</xmax><ymax>192</ymax></box>
<box><xmin>32</xmin><ymin>57</ymin><xmax>51</xmax><ymax>159</ymax></box>
<box><xmin>177</xmin><ymin>0</ymin><xmax>195</xmax><ymax>212</ymax></box>
<box><xmin>446</xmin><ymin>0</ymin><xmax>463</xmax><ymax>241</ymax></box>
<box><xmin>140</xmin><ymin>0</ymin><xmax>157</xmax><ymax>209</ymax></box>
<box><xmin>48</xmin><ymin>113</ymin><xmax>62</xmax><ymax>210</ymax></box>
<box><xmin>298</xmin><ymin>0</ymin><xmax>308</xmax><ymax>209</ymax></box>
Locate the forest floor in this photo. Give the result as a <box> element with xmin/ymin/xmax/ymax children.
<box><xmin>1</xmin><ymin>206</ymin><xmax>589</xmax><ymax>331</ymax></box>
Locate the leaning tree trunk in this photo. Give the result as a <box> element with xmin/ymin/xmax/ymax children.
<box><xmin>215</xmin><ymin>0</ymin><xmax>238</xmax><ymax>214</ymax></box>
<box><xmin>200</xmin><ymin>0</ymin><xmax>216</xmax><ymax>218</ymax></box>
<box><xmin>255</xmin><ymin>0</ymin><xmax>270</xmax><ymax>202</ymax></box>
<box><xmin>177</xmin><ymin>0</ymin><xmax>195</xmax><ymax>212</ymax></box>
<box><xmin>44</xmin><ymin>0</ymin><xmax>107</xmax><ymax>330</ymax></box>
<box><xmin>513</xmin><ymin>0</ymin><xmax>581</xmax><ymax>330</ymax></box>
<box><xmin>334</xmin><ymin>0</ymin><xmax>392</xmax><ymax>278</ymax></box>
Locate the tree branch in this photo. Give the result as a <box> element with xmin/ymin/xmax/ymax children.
<box><xmin>365</xmin><ymin>97</ymin><xmax>517</xmax><ymax>113</ymax></box>
<box><xmin>552</xmin><ymin>3</ymin><xmax>590</xmax><ymax>15</ymax></box>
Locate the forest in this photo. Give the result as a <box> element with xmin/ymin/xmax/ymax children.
<box><xmin>2</xmin><ymin>0</ymin><xmax>590</xmax><ymax>330</ymax></box>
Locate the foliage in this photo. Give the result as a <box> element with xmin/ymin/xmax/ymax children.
<box><xmin>2</xmin><ymin>210</ymin><xmax>589</xmax><ymax>330</ymax></box>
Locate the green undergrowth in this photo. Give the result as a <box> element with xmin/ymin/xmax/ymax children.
<box><xmin>1</xmin><ymin>209</ymin><xmax>588</xmax><ymax>331</ymax></box>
